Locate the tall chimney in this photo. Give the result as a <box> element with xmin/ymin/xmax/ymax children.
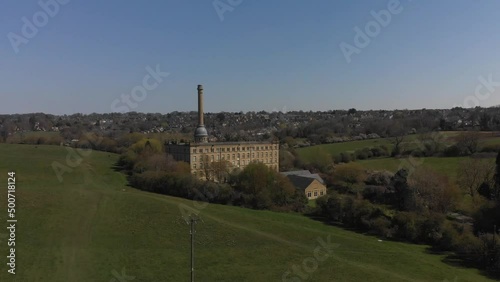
<box><xmin>197</xmin><ymin>84</ymin><xmax>204</xmax><ymax>126</ymax></box>
<box><xmin>194</xmin><ymin>84</ymin><xmax>208</xmax><ymax>143</ymax></box>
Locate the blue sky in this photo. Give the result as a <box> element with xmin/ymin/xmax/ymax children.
<box><xmin>2</xmin><ymin>0</ymin><xmax>500</xmax><ymax>114</ymax></box>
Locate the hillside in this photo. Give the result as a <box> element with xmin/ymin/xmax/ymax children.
<box><xmin>0</xmin><ymin>144</ymin><xmax>494</xmax><ymax>281</ymax></box>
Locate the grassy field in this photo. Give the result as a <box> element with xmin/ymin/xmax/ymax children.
<box><xmin>296</xmin><ymin>131</ymin><xmax>500</xmax><ymax>163</ymax></box>
<box><xmin>356</xmin><ymin>157</ymin><xmax>491</xmax><ymax>181</ymax></box>
<box><xmin>0</xmin><ymin>144</ymin><xmax>495</xmax><ymax>281</ymax></box>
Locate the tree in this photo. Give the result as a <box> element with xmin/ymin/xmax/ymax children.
<box><xmin>456</xmin><ymin>131</ymin><xmax>480</xmax><ymax>155</ymax></box>
<box><xmin>390</xmin><ymin>169</ymin><xmax>413</xmax><ymax>211</ymax></box>
<box><xmin>389</xmin><ymin>123</ymin><xmax>406</xmax><ymax>156</ymax></box>
<box><xmin>408</xmin><ymin>167</ymin><xmax>459</xmax><ymax>213</ymax></box>
<box><xmin>494</xmin><ymin>152</ymin><xmax>500</xmax><ymax>202</ymax></box>
<box><xmin>417</xmin><ymin>131</ymin><xmax>444</xmax><ymax>156</ymax></box>
<box><xmin>210</xmin><ymin>159</ymin><xmax>231</xmax><ymax>182</ymax></box>
<box><xmin>334</xmin><ymin>163</ymin><xmax>366</xmax><ymax>188</ymax></box>
<box><xmin>457</xmin><ymin>158</ymin><xmax>495</xmax><ymax>205</ymax></box>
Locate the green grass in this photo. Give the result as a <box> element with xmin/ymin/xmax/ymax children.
<box><xmin>297</xmin><ymin>138</ymin><xmax>392</xmax><ymax>162</ymax></box>
<box><xmin>0</xmin><ymin>144</ymin><xmax>495</xmax><ymax>281</ymax></box>
<box><xmin>296</xmin><ymin>132</ymin><xmax>500</xmax><ymax>164</ymax></box>
<box><xmin>356</xmin><ymin>157</ymin><xmax>487</xmax><ymax>181</ymax></box>
<box><xmin>10</xmin><ymin>130</ymin><xmax>60</xmax><ymax>139</ymax></box>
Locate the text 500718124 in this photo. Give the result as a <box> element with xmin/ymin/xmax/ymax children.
<box><xmin>7</xmin><ymin>172</ymin><xmax>16</xmax><ymax>275</ymax></box>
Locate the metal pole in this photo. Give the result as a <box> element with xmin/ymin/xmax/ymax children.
<box><xmin>190</xmin><ymin>217</ymin><xmax>196</xmax><ymax>282</ymax></box>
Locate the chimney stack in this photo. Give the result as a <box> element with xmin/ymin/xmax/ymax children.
<box><xmin>194</xmin><ymin>84</ymin><xmax>208</xmax><ymax>143</ymax></box>
<box><xmin>197</xmin><ymin>84</ymin><xmax>204</xmax><ymax>126</ymax></box>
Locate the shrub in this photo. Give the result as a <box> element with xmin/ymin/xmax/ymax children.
<box><xmin>481</xmin><ymin>144</ymin><xmax>500</xmax><ymax>153</ymax></box>
<box><xmin>339</xmin><ymin>152</ymin><xmax>351</xmax><ymax>163</ymax></box>
<box><xmin>363</xmin><ymin>185</ymin><xmax>390</xmax><ymax>204</ymax></box>
<box><xmin>443</xmin><ymin>145</ymin><xmax>461</xmax><ymax>157</ymax></box>
<box><xmin>393</xmin><ymin>212</ymin><xmax>420</xmax><ymax>242</ymax></box>
<box><xmin>365</xmin><ymin>170</ymin><xmax>393</xmax><ymax>186</ymax></box>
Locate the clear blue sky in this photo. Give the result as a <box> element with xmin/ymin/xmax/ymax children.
<box><xmin>2</xmin><ymin>0</ymin><xmax>500</xmax><ymax>114</ymax></box>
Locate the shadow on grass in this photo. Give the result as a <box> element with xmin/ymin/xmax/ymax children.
<box><xmin>305</xmin><ymin>211</ymin><xmax>500</xmax><ymax>280</ymax></box>
<box><xmin>426</xmin><ymin>246</ymin><xmax>500</xmax><ymax>280</ymax></box>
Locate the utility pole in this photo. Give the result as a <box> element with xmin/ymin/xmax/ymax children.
<box><xmin>190</xmin><ymin>216</ymin><xmax>199</xmax><ymax>282</ymax></box>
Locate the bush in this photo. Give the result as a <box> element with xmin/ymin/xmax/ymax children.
<box><xmin>363</xmin><ymin>185</ymin><xmax>390</xmax><ymax>204</ymax></box>
<box><xmin>481</xmin><ymin>144</ymin><xmax>500</xmax><ymax>153</ymax></box>
<box><xmin>365</xmin><ymin>170</ymin><xmax>393</xmax><ymax>186</ymax></box>
<box><xmin>443</xmin><ymin>145</ymin><xmax>461</xmax><ymax>157</ymax></box>
<box><xmin>339</xmin><ymin>152</ymin><xmax>351</xmax><ymax>163</ymax></box>
<box><xmin>393</xmin><ymin>212</ymin><xmax>420</xmax><ymax>242</ymax></box>
<box><xmin>370</xmin><ymin>216</ymin><xmax>393</xmax><ymax>238</ymax></box>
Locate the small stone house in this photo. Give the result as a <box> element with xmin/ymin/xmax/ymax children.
<box><xmin>281</xmin><ymin>170</ymin><xmax>327</xmax><ymax>200</ymax></box>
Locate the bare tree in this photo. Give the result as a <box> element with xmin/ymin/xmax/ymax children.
<box><xmin>210</xmin><ymin>160</ymin><xmax>231</xmax><ymax>183</ymax></box>
<box><xmin>408</xmin><ymin>167</ymin><xmax>459</xmax><ymax>213</ymax></box>
<box><xmin>456</xmin><ymin>131</ymin><xmax>480</xmax><ymax>155</ymax></box>
<box><xmin>389</xmin><ymin>122</ymin><xmax>406</xmax><ymax>156</ymax></box>
<box><xmin>457</xmin><ymin>158</ymin><xmax>495</xmax><ymax>205</ymax></box>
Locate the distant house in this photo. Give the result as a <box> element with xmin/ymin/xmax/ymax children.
<box><xmin>281</xmin><ymin>170</ymin><xmax>327</xmax><ymax>200</ymax></box>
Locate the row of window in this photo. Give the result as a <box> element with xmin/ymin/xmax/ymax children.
<box><xmin>307</xmin><ymin>190</ymin><xmax>324</xmax><ymax>198</ymax></box>
<box><xmin>193</xmin><ymin>158</ymin><xmax>277</xmax><ymax>169</ymax></box>
<box><xmin>192</xmin><ymin>145</ymin><xmax>277</xmax><ymax>154</ymax></box>
<box><xmin>193</xmin><ymin>164</ymin><xmax>278</xmax><ymax>176</ymax></box>
<box><xmin>193</xmin><ymin>152</ymin><xmax>277</xmax><ymax>162</ymax></box>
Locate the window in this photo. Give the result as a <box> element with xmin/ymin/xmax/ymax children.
<box><xmin>247</xmin><ymin>153</ymin><xmax>250</xmax><ymax>158</ymax></box>
<box><xmin>192</xmin><ymin>149</ymin><xmax>196</xmax><ymax>153</ymax></box>
<box><xmin>307</xmin><ymin>192</ymin><xmax>312</xmax><ymax>198</ymax></box>
<box><xmin>314</xmin><ymin>191</ymin><xmax>318</xmax><ymax>197</ymax></box>
<box><xmin>193</xmin><ymin>156</ymin><xmax>196</xmax><ymax>162</ymax></box>
<box><xmin>232</xmin><ymin>154</ymin><xmax>235</xmax><ymax>159</ymax></box>
<box><xmin>194</xmin><ymin>164</ymin><xmax>197</xmax><ymax>169</ymax></box>
<box><xmin>320</xmin><ymin>191</ymin><xmax>324</xmax><ymax>196</ymax></box>
<box><xmin>227</xmin><ymin>154</ymin><xmax>230</xmax><ymax>159</ymax></box>
<box><xmin>216</xmin><ymin>155</ymin><xmax>219</xmax><ymax>161</ymax></box>
<box><xmin>237</xmin><ymin>153</ymin><xmax>240</xmax><ymax>158</ymax></box>
<box><xmin>211</xmin><ymin>147</ymin><xmax>214</xmax><ymax>152</ymax></box>
<box><xmin>211</xmin><ymin>155</ymin><xmax>214</xmax><ymax>161</ymax></box>
<box><xmin>199</xmin><ymin>149</ymin><xmax>203</xmax><ymax>153</ymax></box>
<box><xmin>252</xmin><ymin>153</ymin><xmax>255</xmax><ymax>158</ymax></box>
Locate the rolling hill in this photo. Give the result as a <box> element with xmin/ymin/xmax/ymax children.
<box><xmin>0</xmin><ymin>144</ymin><xmax>494</xmax><ymax>281</ymax></box>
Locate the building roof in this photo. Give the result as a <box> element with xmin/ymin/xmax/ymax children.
<box><xmin>281</xmin><ymin>170</ymin><xmax>313</xmax><ymax>176</ymax></box>
<box><xmin>167</xmin><ymin>141</ymin><xmax>277</xmax><ymax>147</ymax></box>
<box><xmin>280</xmin><ymin>170</ymin><xmax>325</xmax><ymax>184</ymax></box>
<box><xmin>286</xmin><ymin>175</ymin><xmax>318</xmax><ymax>191</ymax></box>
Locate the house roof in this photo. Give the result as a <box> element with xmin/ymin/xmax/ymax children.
<box><xmin>286</xmin><ymin>175</ymin><xmax>318</xmax><ymax>191</ymax></box>
<box><xmin>280</xmin><ymin>170</ymin><xmax>325</xmax><ymax>184</ymax></box>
